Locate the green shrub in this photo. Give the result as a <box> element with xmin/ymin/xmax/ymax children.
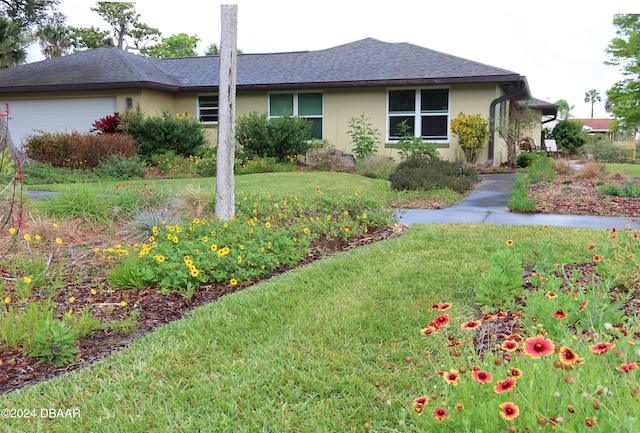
<box><xmin>235</xmin><ymin>111</ymin><xmax>312</xmax><ymax>161</ymax></box>
<box><xmin>347</xmin><ymin>114</ymin><xmax>380</xmax><ymax>161</ymax></box>
<box><xmin>516</xmin><ymin>151</ymin><xmax>545</xmax><ymax>168</ymax></box>
<box><xmin>22</xmin><ymin>162</ymin><xmax>100</xmax><ymax>185</ymax></box>
<box><xmin>552</xmin><ymin>119</ymin><xmax>586</xmax><ymax>155</ymax></box>
<box><xmin>395</xmin><ymin>120</ymin><xmax>439</xmax><ymax>161</ymax></box>
<box><xmin>124</xmin><ymin>110</ymin><xmax>206</xmax><ymax>160</ymax></box>
<box><xmin>599</xmin><ymin>181</ymin><xmax>640</xmax><ymax>197</ymax></box>
<box><xmin>507</xmin><ymin>173</ymin><xmax>536</xmax><ymax>212</ymax></box>
<box><xmin>579</xmin><ymin>138</ymin><xmax>628</xmax><ymax>163</ymax></box>
<box><xmin>475</xmin><ymin>248</ymin><xmax>524</xmax><ymax>310</ymax></box>
<box><xmin>150</xmin><ymin>151</ymin><xmax>200</xmax><ymax>178</ymax></box>
<box><xmin>26</xmin><ymin>314</ymin><xmax>79</xmax><ymax>366</ymax></box>
<box><xmin>93</xmin><ymin>154</ymin><xmax>147</xmax><ymax>180</ymax></box>
<box><xmin>525</xmin><ymin>155</ymin><xmax>554</xmax><ymax>183</ymax></box>
<box><xmin>23</xmin><ymin>131</ymin><xmax>138</xmax><ymax>169</ymax></box>
<box><xmin>388</xmin><ymin>157</ymin><xmax>478</xmax><ymax>193</ymax></box>
<box><xmin>355</xmin><ymin>156</ymin><xmax>397</xmax><ymax>180</ymax></box>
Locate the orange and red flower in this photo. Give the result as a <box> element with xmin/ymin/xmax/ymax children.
<box><xmin>509</xmin><ymin>367</ymin><xmax>523</xmax><ymax>379</ymax></box>
<box><xmin>559</xmin><ymin>346</ymin><xmax>583</xmax><ymax>365</ymax></box>
<box><xmin>494</xmin><ymin>377</ymin><xmax>517</xmax><ymax>393</ymax></box>
<box><xmin>443</xmin><ymin>369</ymin><xmax>460</xmax><ymax>386</ymax></box>
<box><xmin>553</xmin><ymin>310</ymin><xmax>567</xmax><ymax>319</ymax></box>
<box><xmin>616</xmin><ymin>361</ymin><xmax>638</xmax><ymax>373</ymax></box>
<box><xmin>579</xmin><ymin>300</ymin><xmax>588</xmax><ymax>312</ymax></box>
<box><xmin>589</xmin><ymin>342</ymin><xmax>615</xmax><ymax>355</ymax></box>
<box><xmin>499</xmin><ymin>402</ymin><xmax>520</xmax><ymax>420</ymax></box>
<box><xmin>428</xmin><ymin>302</ymin><xmax>452</xmax><ymax>311</ymax></box>
<box><xmin>524</xmin><ymin>336</ymin><xmax>555</xmax><ymax>358</ymax></box>
<box><xmin>433</xmin><ymin>406</ymin><xmax>449</xmax><ymax>420</ymax></box>
<box><xmin>432</xmin><ymin>314</ymin><xmax>450</xmax><ymax>329</ymax></box>
<box><xmin>461</xmin><ymin>320</ymin><xmax>482</xmax><ymax>330</ymax></box>
<box><xmin>412</xmin><ymin>396</ymin><xmax>429</xmax><ymax>414</ymax></box>
<box><xmin>546</xmin><ymin>291</ymin><xmax>558</xmax><ymax>298</ymax></box>
<box><xmin>472</xmin><ymin>370</ymin><xmax>492</xmax><ymax>384</ymax></box>
<box><xmin>420</xmin><ymin>325</ymin><xmax>438</xmax><ymax>335</ymax></box>
<box><xmin>501</xmin><ymin>340</ymin><xmax>519</xmax><ymax>352</ymax></box>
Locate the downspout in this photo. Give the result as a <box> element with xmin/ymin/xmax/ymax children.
<box><xmin>485</xmin><ymin>80</ymin><xmax>528</xmax><ymax>167</ymax></box>
<box><xmin>540</xmin><ymin>113</ymin><xmax>557</xmax><ymax>149</ymax></box>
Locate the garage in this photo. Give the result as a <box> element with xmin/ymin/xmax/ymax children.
<box><xmin>3</xmin><ymin>97</ymin><xmax>117</xmax><ymax>149</ymax></box>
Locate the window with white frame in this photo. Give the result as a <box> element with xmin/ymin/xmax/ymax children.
<box><xmin>387</xmin><ymin>89</ymin><xmax>449</xmax><ymax>141</ymax></box>
<box><xmin>269</xmin><ymin>92</ymin><xmax>323</xmax><ymax>139</ymax></box>
<box><xmin>198</xmin><ymin>95</ymin><xmax>219</xmax><ymax>123</ymax></box>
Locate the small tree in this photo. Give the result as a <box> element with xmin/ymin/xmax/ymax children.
<box><xmin>496</xmin><ymin>102</ymin><xmax>540</xmax><ymax>168</ymax></box>
<box><xmin>552</xmin><ymin>119</ymin><xmax>586</xmax><ymax>155</ymax></box>
<box><xmin>450</xmin><ymin>113</ymin><xmax>489</xmax><ymax>164</ymax></box>
<box><xmin>347</xmin><ymin>114</ymin><xmax>379</xmax><ymax>161</ymax></box>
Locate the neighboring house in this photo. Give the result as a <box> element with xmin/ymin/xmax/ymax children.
<box><xmin>576</xmin><ymin>118</ymin><xmax>616</xmax><ymax>141</ymax></box>
<box><xmin>0</xmin><ymin>38</ymin><xmax>550</xmax><ymax>166</ymax></box>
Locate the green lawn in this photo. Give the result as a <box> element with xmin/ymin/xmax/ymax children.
<box><xmin>0</xmin><ymin>224</ymin><xmax>600</xmax><ymax>432</ymax></box>
<box><xmin>604</xmin><ymin>163</ymin><xmax>640</xmax><ymax>177</ymax></box>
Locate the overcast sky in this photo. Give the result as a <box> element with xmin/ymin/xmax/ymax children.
<box><xmin>26</xmin><ymin>0</ymin><xmax>637</xmax><ymax>119</ymax></box>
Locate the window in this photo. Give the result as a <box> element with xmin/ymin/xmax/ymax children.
<box><xmin>388</xmin><ymin>89</ymin><xmax>449</xmax><ymax>140</ymax></box>
<box><xmin>198</xmin><ymin>95</ymin><xmax>219</xmax><ymax>123</ymax></box>
<box><xmin>269</xmin><ymin>92</ymin><xmax>323</xmax><ymax>139</ymax></box>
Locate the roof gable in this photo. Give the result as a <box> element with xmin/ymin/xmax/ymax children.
<box><xmin>0</xmin><ymin>38</ymin><xmax>525</xmax><ymax>93</ymax></box>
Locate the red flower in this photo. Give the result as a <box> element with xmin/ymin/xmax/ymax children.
<box><xmin>461</xmin><ymin>320</ymin><xmax>482</xmax><ymax>330</ymax></box>
<box><xmin>509</xmin><ymin>367</ymin><xmax>522</xmax><ymax>379</ymax></box>
<box><xmin>592</xmin><ymin>255</ymin><xmax>601</xmax><ymax>262</ymax></box>
<box><xmin>413</xmin><ymin>395</ymin><xmax>429</xmax><ymax>414</ymax></box>
<box><xmin>589</xmin><ymin>342</ymin><xmax>614</xmax><ymax>355</ymax></box>
<box><xmin>524</xmin><ymin>336</ymin><xmax>555</xmax><ymax>358</ymax></box>
<box><xmin>546</xmin><ymin>291</ymin><xmax>558</xmax><ymax>298</ymax></box>
<box><xmin>455</xmin><ymin>403</ymin><xmax>464</xmax><ymax>411</ymax></box>
<box><xmin>578</xmin><ymin>300</ymin><xmax>588</xmax><ymax>312</ymax></box>
<box><xmin>428</xmin><ymin>302</ymin><xmax>452</xmax><ymax>311</ymax></box>
<box><xmin>445</xmin><ymin>340</ymin><xmax>461</xmax><ymax>348</ymax></box>
<box><xmin>443</xmin><ymin>369</ymin><xmax>460</xmax><ymax>386</ymax></box>
<box><xmin>432</xmin><ymin>406</ymin><xmax>449</xmax><ymax>420</ymax></box>
<box><xmin>585</xmin><ymin>417</ymin><xmax>597</xmax><ymax>427</ymax></box>
<box><xmin>499</xmin><ymin>402</ymin><xmax>520</xmax><ymax>420</ymax></box>
<box><xmin>616</xmin><ymin>361</ymin><xmax>638</xmax><ymax>373</ymax></box>
<box><xmin>472</xmin><ymin>370</ymin><xmax>492</xmax><ymax>384</ymax></box>
<box><xmin>559</xmin><ymin>346</ymin><xmax>582</xmax><ymax>365</ymax></box>
<box><xmin>553</xmin><ymin>310</ymin><xmax>567</xmax><ymax>319</ymax></box>
<box><xmin>501</xmin><ymin>340</ymin><xmax>518</xmax><ymax>352</ymax></box>
<box><xmin>420</xmin><ymin>326</ymin><xmax>438</xmax><ymax>335</ymax></box>
<box><xmin>494</xmin><ymin>377</ymin><xmax>517</xmax><ymax>393</ymax></box>
<box><xmin>433</xmin><ymin>314</ymin><xmax>450</xmax><ymax>328</ymax></box>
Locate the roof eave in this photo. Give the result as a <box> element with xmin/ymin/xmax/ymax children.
<box><xmin>0</xmin><ymin>81</ymin><xmax>180</xmax><ymax>94</ymax></box>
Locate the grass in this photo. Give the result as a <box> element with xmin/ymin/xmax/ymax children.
<box><xmin>0</xmin><ymin>224</ymin><xmax>599</xmax><ymax>432</ymax></box>
<box><xmin>604</xmin><ymin>163</ymin><xmax>640</xmax><ymax>177</ymax></box>
<box><xmin>26</xmin><ymin>171</ymin><xmax>464</xmax><ymax>210</ymax></box>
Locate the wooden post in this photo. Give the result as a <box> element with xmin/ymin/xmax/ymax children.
<box><xmin>215</xmin><ymin>4</ymin><xmax>237</xmax><ymax>220</ymax></box>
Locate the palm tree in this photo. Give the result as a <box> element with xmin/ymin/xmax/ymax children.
<box><xmin>0</xmin><ymin>17</ymin><xmax>27</xmax><ymax>68</ymax></box>
<box><xmin>33</xmin><ymin>13</ymin><xmax>73</xmax><ymax>59</ymax></box>
<box><xmin>584</xmin><ymin>89</ymin><xmax>601</xmax><ymax>119</ymax></box>
<box><xmin>554</xmin><ymin>99</ymin><xmax>574</xmax><ymax>120</ymax></box>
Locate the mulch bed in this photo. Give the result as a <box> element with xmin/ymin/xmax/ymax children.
<box><xmin>0</xmin><ymin>224</ymin><xmax>406</xmax><ymax>395</ymax></box>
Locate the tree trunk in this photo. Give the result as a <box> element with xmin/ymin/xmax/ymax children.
<box><xmin>215</xmin><ymin>5</ymin><xmax>237</xmax><ymax>221</ymax></box>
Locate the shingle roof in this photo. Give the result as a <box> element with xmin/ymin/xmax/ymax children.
<box><xmin>0</xmin><ymin>38</ymin><xmax>526</xmax><ymax>93</ymax></box>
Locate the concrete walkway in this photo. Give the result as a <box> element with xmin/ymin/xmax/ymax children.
<box><xmin>397</xmin><ymin>173</ymin><xmax>640</xmax><ymax>230</ymax></box>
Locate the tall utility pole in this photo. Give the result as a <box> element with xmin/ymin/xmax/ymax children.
<box><xmin>215</xmin><ymin>4</ymin><xmax>237</xmax><ymax>220</ymax></box>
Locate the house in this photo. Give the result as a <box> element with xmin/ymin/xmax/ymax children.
<box><xmin>577</xmin><ymin>118</ymin><xmax>616</xmax><ymax>141</ymax></box>
<box><xmin>0</xmin><ymin>38</ymin><xmax>550</xmax><ymax>167</ymax></box>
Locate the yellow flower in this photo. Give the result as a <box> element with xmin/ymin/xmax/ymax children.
<box><xmin>189</xmin><ymin>266</ymin><xmax>199</xmax><ymax>277</ymax></box>
<box><xmin>4</xmin><ymin>296</ymin><xmax>10</xmax><ymax>303</ymax></box>
<box><xmin>90</xmin><ymin>289</ymin><xmax>97</xmax><ymax>295</ymax></box>
<box><xmin>120</xmin><ymin>301</ymin><xmax>127</xmax><ymax>307</ymax></box>
<box><xmin>53</xmin><ymin>222</ymin><xmax>59</xmax><ymax>228</ymax></box>
<box><xmin>230</xmin><ymin>278</ymin><xmax>238</xmax><ymax>286</ymax></box>
<box><xmin>55</xmin><ymin>237</ymin><xmax>63</xmax><ymax>244</ymax></box>
<box><xmin>237</xmin><ymin>256</ymin><xmax>243</xmax><ymax>263</ymax></box>
<box><xmin>8</xmin><ymin>227</ymin><xmax>15</xmax><ymax>234</ymax></box>
<box><xmin>265</xmin><ymin>222</ymin><xmax>271</xmax><ymax>228</ymax></box>
<box><xmin>34</xmin><ymin>234</ymin><xmax>41</xmax><ymax>241</ymax></box>
<box><xmin>154</xmin><ymin>255</ymin><xmax>165</xmax><ymax>263</ymax></box>
<box><xmin>23</xmin><ymin>234</ymin><xmax>31</xmax><ymax>241</ymax></box>
<box><xmin>506</xmin><ymin>239</ymin><xmax>513</xmax><ymax>246</ymax></box>
<box><xmin>22</xmin><ymin>276</ymin><xmax>32</xmax><ymax>284</ymax></box>
<box><xmin>69</xmin><ymin>296</ymin><xmax>75</xmax><ymax>303</ymax></box>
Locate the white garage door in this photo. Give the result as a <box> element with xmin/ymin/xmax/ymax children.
<box><xmin>2</xmin><ymin>97</ymin><xmax>117</xmax><ymax>148</ymax></box>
